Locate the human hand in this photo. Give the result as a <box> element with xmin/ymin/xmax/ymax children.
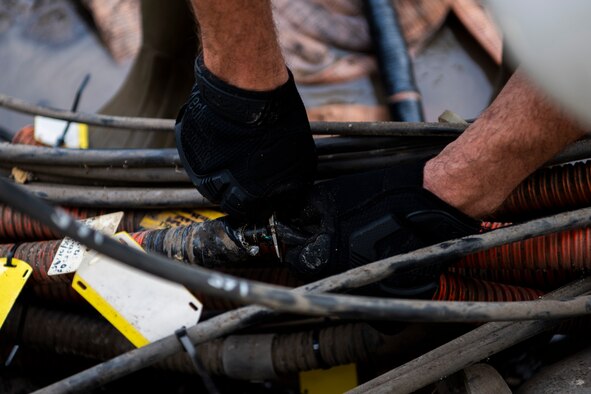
<box><xmin>175</xmin><ymin>55</ymin><xmax>317</xmax><ymax>221</ymax></box>
<box><xmin>281</xmin><ymin>163</ymin><xmax>481</xmax><ymax>298</ymax></box>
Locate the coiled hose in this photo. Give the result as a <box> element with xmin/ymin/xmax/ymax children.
<box><xmin>493</xmin><ymin>161</ymin><xmax>591</xmax><ymax>221</ymax></box>
<box><xmin>0</xmin><ymin>304</ymin><xmax>468</xmax><ymax>379</ymax></box>
<box><xmin>455</xmin><ymin>227</ymin><xmax>591</xmax><ymax>290</ymax></box>
<box><xmin>0</xmin><ymin>205</ymin><xmax>145</xmax><ymax>241</ymax></box>
<box><xmin>0</xmin><ymin>221</ymin><xmax>276</xmax><ymax>285</ymax></box>
<box><xmin>11</xmin><ymin>125</ymin><xmax>42</xmax><ymax>146</ymax></box>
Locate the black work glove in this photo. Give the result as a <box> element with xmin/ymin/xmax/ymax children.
<box><xmin>280</xmin><ymin>162</ymin><xmax>481</xmax><ymax>298</ymax></box>
<box><xmin>175</xmin><ymin>55</ymin><xmax>317</xmax><ymax>220</ymax></box>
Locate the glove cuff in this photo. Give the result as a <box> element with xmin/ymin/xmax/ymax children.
<box><xmin>195</xmin><ymin>55</ymin><xmax>294</xmax><ymax>126</ymax></box>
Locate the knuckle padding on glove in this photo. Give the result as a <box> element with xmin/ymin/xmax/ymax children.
<box><xmin>288</xmin><ymin>163</ymin><xmax>480</xmax><ymax>298</ymax></box>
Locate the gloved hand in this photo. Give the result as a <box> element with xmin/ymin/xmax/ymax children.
<box><xmin>175</xmin><ymin>55</ymin><xmax>317</xmax><ymax>220</ymax></box>
<box><xmin>280</xmin><ymin>162</ymin><xmax>481</xmax><ymax>298</ymax></box>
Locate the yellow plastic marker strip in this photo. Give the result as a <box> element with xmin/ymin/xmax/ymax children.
<box><xmin>299</xmin><ymin>364</ymin><xmax>358</xmax><ymax>394</ymax></box>
<box><xmin>78</xmin><ymin>123</ymin><xmax>89</xmax><ymax>149</ymax></box>
<box><xmin>140</xmin><ymin>209</ymin><xmax>226</xmax><ymax>229</ymax></box>
<box><xmin>0</xmin><ymin>258</ymin><xmax>32</xmax><ymax>329</ymax></box>
<box><xmin>72</xmin><ymin>274</ymin><xmax>150</xmax><ymax>347</ymax></box>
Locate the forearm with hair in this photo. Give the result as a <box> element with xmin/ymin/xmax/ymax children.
<box><xmin>190</xmin><ymin>0</ymin><xmax>288</xmax><ymax>90</ymax></box>
<box><xmin>424</xmin><ymin>70</ymin><xmax>586</xmax><ymax>218</ymax></box>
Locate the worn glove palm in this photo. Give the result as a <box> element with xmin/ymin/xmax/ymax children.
<box><xmin>175</xmin><ymin>55</ymin><xmax>317</xmax><ymax>220</ymax></box>
<box><xmin>281</xmin><ymin>162</ymin><xmax>481</xmax><ymax>298</ymax></box>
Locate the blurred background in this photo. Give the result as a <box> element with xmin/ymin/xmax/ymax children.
<box><xmin>0</xmin><ymin>0</ymin><xmax>502</xmax><ymax>145</ymax></box>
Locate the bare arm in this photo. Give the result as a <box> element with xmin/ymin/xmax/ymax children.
<box><xmin>424</xmin><ymin>70</ymin><xmax>586</xmax><ymax>218</ymax></box>
<box><xmin>190</xmin><ymin>0</ymin><xmax>288</xmax><ymax>90</ymax></box>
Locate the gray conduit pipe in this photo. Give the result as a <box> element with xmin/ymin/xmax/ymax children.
<box><xmin>347</xmin><ymin>277</ymin><xmax>591</xmax><ymax>394</ymax></box>
<box><xmin>20</xmin><ymin>183</ymin><xmax>212</xmax><ymax>208</ymax></box>
<box><xmin>0</xmin><ymin>93</ymin><xmax>464</xmax><ymax>136</ymax></box>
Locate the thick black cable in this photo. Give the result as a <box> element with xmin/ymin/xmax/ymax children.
<box><xmin>365</xmin><ymin>0</ymin><xmax>424</xmax><ymax>121</ymax></box>
<box><xmin>4</xmin><ymin>136</ymin><xmax>591</xmax><ymax>171</ymax></box>
<box><xmin>0</xmin><ymin>92</ymin><xmax>464</xmax><ymax>136</ymax></box>
<box><xmin>313</xmin><ymin>136</ymin><xmax>447</xmax><ymax>155</ymax></box>
<box><xmin>310</xmin><ymin>121</ymin><xmax>462</xmax><ymax>136</ymax></box>
<box><xmin>4</xmin><ymin>165</ymin><xmax>191</xmax><ymax>184</ymax></box>
<box><xmin>1</xmin><ymin>143</ymin><xmax>442</xmax><ymax>173</ymax></box>
<box><xmin>20</xmin><ymin>183</ymin><xmax>211</xmax><ymax>208</ymax></box>
<box><xmin>0</xmin><ymin>148</ymin><xmax>443</xmax><ymax>185</ymax></box>
<box><xmin>1</xmin><ymin>176</ymin><xmax>591</xmax><ymax>323</ymax></box>
<box><xmin>0</xmin><ymin>94</ymin><xmax>173</xmax><ymax>131</ymax></box>
<box><xmin>317</xmin><ymin>146</ymin><xmax>442</xmax><ymax>175</ymax></box>
<box><xmin>0</xmin><ymin>143</ymin><xmax>181</xmax><ymax>167</ymax></box>
<box><xmin>0</xmin><ymin>141</ymin><xmax>439</xmax><ymax>168</ymax></box>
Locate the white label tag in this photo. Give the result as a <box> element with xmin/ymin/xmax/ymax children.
<box><xmin>72</xmin><ymin>233</ymin><xmax>202</xmax><ymax>347</ymax></box>
<box><xmin>48</xmin><ymin>212</ymin><xmax>123</xmax><ymax>275</ymax></box>
<box><xmin>34</xmin><ymin>116</ymin><xmax>88</xmax><ymax>148</ymax></box>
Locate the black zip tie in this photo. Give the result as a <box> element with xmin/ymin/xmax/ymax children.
<box><xmin>312</xmin><ymin>328</ymin><xmax>331</xmax><ymax>370</ymax></box>
<box><xmin>4</xmin><ymin>302</ymin><xmax>29</xmax><ymax>368</ymax></box>
<box><xmin>54</xmin><ymin>73</ymin><xmax>91</xmax><ymax>148</ymax></box>
<box><xmin>4</xmin><ymin>243</ymin><xmax>19</xmax><ymax>268</ymax></box>
<box><xmin>3</xmin><ymin>242</ymin><xmax>26</xmax><ymax>368</ymax></box>
<box><xmin>175</xmin><ymin>327</ymin><xmax>220</xmax><ymax>394</ymax></box>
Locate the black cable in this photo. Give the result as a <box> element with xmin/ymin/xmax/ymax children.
<box><xmin>1</xmin><ymin>142</ymin><xmax>443</xmax><ymax>172</ymax></box>
<box><xmin>365</xmin><ymin>0</ymin><xmax>424</xmax><ymax>121</ymax></box>
<box><xmin>54</xmin><ymin>73</ymin><xmax>91</xmax><ymax>148</ymax></box>
<box><xmin>0</xmin><ymin>140</ymin><xmax>438</xmax><ymax>168</ymax></box>
<box><xmin>4</xmin><ymin>135</ymin><xmax>591</xmax><ymax>170</ymax></box>
<box><xmin>0</xmin><ymin>143</ymin><xmax>181</xmax><ymax>167</ymax></box>
<box><xmin>0</xmin><ymin>148</ymin><xmax>444</xmax><ymax>185</ymax></box>
<box><xmin>4</xmin><ymin>165</ymin><xmax>191</xmax><ymax>184</ymax></box>
<box><xmin>20</xmin><ymin>183</ymin><xmax>211</xmax><ymax>208</ymax></box>
<box><xmin>314</xmin><ymin>136</ymin><xmax>450</xmax><ymax>155</ymax></box>
<box><xmin>2</xmin><ymin>243</ymin><xmax>26</xmax><ymax>369</ymax></box>
<box><xmin>317</xmin><ymin>146</ymin><xmax>442</xmax><ymax>176</ymax></box>
<box><xmin>1</xmin><ymin>176</ymin><xmax>591</xmax><ymax>324</ymax></box>
<box><xmin>0</xmin><ymin>92</ymin><xmax>465</xmax><ymax>136</ymax></box>
<box><xmin>310</xmin><ymin>121</ymin><xmax>461</xmax><ymax>137</ymax></box>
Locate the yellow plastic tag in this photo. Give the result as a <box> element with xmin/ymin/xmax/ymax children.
<box><xmin>140</xmin><ymin>209</ymin><xmax>225</xmax><ymax>229</ymax></box>
<box><xmin>0</xmin><ymin>258</ymin><xmax>32</xmax><ymax>329</ymax></box>
<box><xmin>78</xmin><ymin>123</ymin><xmax>89</xmax><ymax>149</ymax></box>
<box><xmin>72</xmin><ymin>232</ymin><xmax>202</xmax><ymax>348</ymax></box>
<box><xmin>299</xmin><ymin>364</ymin><xmax>358</xmax><ymax>394</ymax></box>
